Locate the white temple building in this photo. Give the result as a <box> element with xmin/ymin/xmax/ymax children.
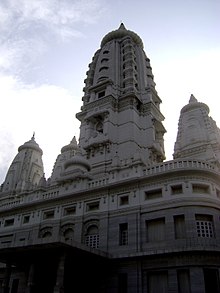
<box><xmin>0</xmin><ymin>24</ymin><xmax>220</xmax><ymax>293</ymax></box>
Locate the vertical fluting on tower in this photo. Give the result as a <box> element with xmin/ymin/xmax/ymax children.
<box><xmin>121</xmin><ymin>37</ymin><xmax>138</xmax><ymax>94</ymax></box>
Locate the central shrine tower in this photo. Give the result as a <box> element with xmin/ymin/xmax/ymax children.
<box><xmin>76</xmin><ymin>24</ymin><xmax>166</xmax><ymax>176</ymax></box>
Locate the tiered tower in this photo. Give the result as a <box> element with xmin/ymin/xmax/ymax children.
<box><xmin>76</xmin><ymin>23</ymin><xmax>166</xmax><ymax>178</ymax></box>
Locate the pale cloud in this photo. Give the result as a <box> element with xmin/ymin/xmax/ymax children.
<box><xmin>0</xmin><ymin>0</ymin><xmax>108</xmax><ymax>183</ymax></box>
<box><xmin>0</xmin><ymin>0</ymin><xmax>106</xmax><ymax>72</ymax></box>
<box><xmin>0</xmin><ymin>74</ymin><xmax>81</xmax><ymax>183</ymax></box>
<box><xmin>0</xmin><ymin>0</ymin><xmax>105</xmax><ymax>36</ymax></box>
<box><xmin>155</xmin><ymin>47</ymin><xmax>220</xmax><ymax>160</ymax></box>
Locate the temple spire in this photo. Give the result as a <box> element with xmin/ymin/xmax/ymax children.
<box><xmin>1</xmin><ymin>136</ymin><xmax>44</xmax><ymax>194</ymax></box>
<box><xmin>174</xmin><ymin>95</ymin><xmax>220</xmax><ymax>165</ymax></box>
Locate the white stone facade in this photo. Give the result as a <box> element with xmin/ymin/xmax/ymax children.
<box><xmin>0</xmin><ymin>24</ymin><xmax>220</xmax><ymax>293</ymax></box>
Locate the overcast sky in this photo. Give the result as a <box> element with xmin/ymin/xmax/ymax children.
<box><xmin>0</xmin><ymin>0</ymin><xmax>220</xmax><ymax>183</ymax></box>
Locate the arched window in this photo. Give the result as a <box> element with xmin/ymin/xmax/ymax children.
<box><xmin>61</xmin><ymin>224</ymin><xmax>75</xmax><ymax>242</ymax></box>
<box><xmin>99</xmin><ymin>66</ymin><xmax>108</xmax><ymax>72</ymax></box>
<box><xmin>85</xmin><ymin>224</ymin><xmax>99</xmax><ymax>248</ymax></box>
<box><xmin>101</xmin><ymin>58</ymin><xmax>109</xmax><ymax>63</ymax></box>
<box><xmin>64</xmin><ymin>228</ymin><xmax>74</xmax><ymax>241</ymax></box>
<box><xmin>97</xmin><ymin>77</ymin><xmax>108</xmax><ymax>83</ymax></box>
<box><xmin>39</xmin><ymin>227</ymin><xmax>52</xmax><ymax>239</ymax></box>
<box><xmin>42</xmin><ymin>231</ymin><xmax>52</xmax><ymax>238</ymax></box>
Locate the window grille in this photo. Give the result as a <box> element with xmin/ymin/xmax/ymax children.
<box><xmin>85</xmin><ymin>234</ymin><xmax>99</xmax><ymax>248</ymax></box>
<box><xmin>85</xmin><ymin>224</ymin><xmax>99</xmax><ymax>248</ymax></box>
<box><xmin>196</xmin><ymin>215</ymin><xmax>214</xmax><ymax>238</ymax></box>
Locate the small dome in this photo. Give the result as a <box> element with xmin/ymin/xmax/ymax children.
<box><xmin>101</xmin><ymin>23</ymin><xmax>144</xmax><ymax>49</ymax></box>
<box><xmin>18</xmin><ymin>134</ymin><xmax>43</xmax><ymax>154</ymax></box>
<box><xmin>61</xmin><ymin>136</ymin><xmax>78</xmax><ymax>153</ymax></box>
<box><xmin>181</xmin><ymin>94</ymin><xmax>209</xmax><ymax>114</ymax></box>
<box><xmin>64</xmin><ymin>149</ymin><xmax>91</xmax><ymax>172</ymax></box>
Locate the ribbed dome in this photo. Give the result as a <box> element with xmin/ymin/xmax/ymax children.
<box><xmin>64</xmin><ymin>155</ymin><xmax>91</xmax><ymax>171</ymax></box>
<box><xmin>181</xmin><ymin>94</ymin><xmax>209</xmax><ymax>114</ymax></box>
<box><xmin>64</xmin><ymin>151</ymin><xmax>91</xmax><ymax>171</ymax></box>
<box><xmin>61</xmin><ymin>136</ymin><xmax>78</xmax><ymax>153</ymax></box>
<box><xmin>18</xmin><ymin>134</ymin><xmax>43</xmax><ymax>154</ymax></box>
<box><xmin>101</xmin><ymin>23</ymin><xmax>144</xmax><ymax>49</ymax></box>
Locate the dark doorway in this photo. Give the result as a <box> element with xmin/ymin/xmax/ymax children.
<box><xmin>204</xmin><ymin>269</ymin><xmax>220</xmax><ymax>293</ymax></box>
<box><xmin>31</xmin><ymin>258</ymin><xmax>57</xmax><ymax>293</ymax></box>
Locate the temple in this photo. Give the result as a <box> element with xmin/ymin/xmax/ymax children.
<box><xmin>0</xmin><ymin>24</ymin><xmax>220</xmax><ymax>293</ymax></box>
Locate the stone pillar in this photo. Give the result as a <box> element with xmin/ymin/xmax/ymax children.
<box><xmin>26</xmin><ymin>263</ymin><xmax>35</xmax><ymax>293</ymax></box>
<box><xmin>54</xmin><ymin>254</ymin><xmax>65</xmax><ymax>293</ymax></box>
<box><xmin>2</xmin><ymin>263</ymin><xmax>11</xmax><ymax>293</ymax></box>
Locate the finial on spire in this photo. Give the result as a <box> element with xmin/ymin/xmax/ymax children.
<box><xmin>189</xmin><ymin>94</ymin><xmax>197</xmax><ymax>103</ymax></box>
<box><xmin>32</xmin><ymin>132</ymin><xmax>35</xmax><ymax>141</ymax></box>
<box><xmin>119</xmin><ymin>22</ymin><xmax>126</xmax><ymax>30</ymax></box>
<box><xmin>71</xmin><ymin>136</ymin><xmax>77</xmax><ymax>145</ymax></box>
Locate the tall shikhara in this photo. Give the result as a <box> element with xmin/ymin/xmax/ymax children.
<box><xmin>76</xmin><ymin>23</ymin><xmax>166</xmax><ymax>174</ymax></box>
<box><xmin>0</xmin><ymin>25</ymin><xmax>220</xmax><ymax>293</ymax></box>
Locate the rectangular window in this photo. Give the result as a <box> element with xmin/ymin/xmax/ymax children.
<box><xmin>146</xmin><ymin>218</ymin><xmax>165</xmax><ymax>242</ymax></box>
<box><xmin>196</xmin><ymin>215</ymin><xmax>214</xmax><ymax>238</ymax></box>
<box><xmin>64</xmin><ymin>206</ymin><xmax>76</xmax><ymax>216</ymax></box>
<box><xmin>23</xmin><ymin>215</ymin><xmax>30</xmax><ymax>224</ymax></box>
<box><xmin>174</xmin><ymin>215</ymin><xmax>186</xmax><ymax>239</ymax></box>
<box><xmin>87</xmin><ymin>201</ymin><xmax>99</xmax><ymax>212</ymax></box>
<box><xmin>98</xmin><ymin>91</ymin><xmax>105</xmax><ymax>99</ymax></box>
<box><xmin>119</xmin><ymin>195</ymin><xmax>129</xmax><ymax>206</ymax></box>
<box><xmin>4</xmin><ymin>218</ymin><xmax>14</xmax><ymax>227</ymax></box>
<box><xmin>0</xmin><ymin>234</ymin><xmax>13</xmax><ymax>244</ymax></box>
<box><xmin>43</xmin><ymin>210</ymin><xmax>55</xmax><ymax>220</ymax></box>
<box><xmin>171</xmin><ymin>184</ymin><xmax>183</xmax><ymax>195</ymax></box>
<box><xmin>119</xmin><ymin>223</ymin><xmax>128</xmax><ymax>246</ymax></box>
<box><xmin>177</xmin><ymin>270</ymin><xmax>191</xmax><ymax>293</ymax></box>
<box><xmin>192</xmin><ymin>184</ymin><xmax>209</xmax><ymax>194</ymax></box>
<box><xmin>145</xmin><ymin>189</ymin><xmax>162</xmax><ymax>200</ymax></box>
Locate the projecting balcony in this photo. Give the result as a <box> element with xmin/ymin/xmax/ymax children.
<box><xmin>144</xmin><ymin>159</ymin><xmax>218</xmax><ymax>176</ymax></box>
<box><xmin>141</xmin><ymin>236</ymin><xmax>220</xmax><ymax>256</ymax></box>
<box><xmin>88</xmin><ymin>159</ymin><xmax>219</xmax><ymax>189</ymax></box>
<box><xmin>113</xmin><ymin>236</ymin><xmax>220</xmax><ymax>259</ymax></box>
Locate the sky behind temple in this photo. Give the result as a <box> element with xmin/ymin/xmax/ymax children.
<box><xmin>0</xmin><ymin>0</ymin><xmax>220</xmax><ymax>183</ymax></box>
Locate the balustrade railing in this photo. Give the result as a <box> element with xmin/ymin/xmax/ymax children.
<box><xmin>0</xmin><ymin>160</ymin><xmax>218</xmax><ymax>210</ymax></box>
<box><xmin>144</xmin><ymin>159</ymin><xmax>217</xmax><ymax>176</ymax></box>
